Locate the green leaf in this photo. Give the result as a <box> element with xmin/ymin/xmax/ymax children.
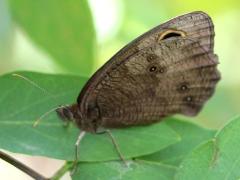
<box><xmin>8</xmin><ymin>0</ymin><xmax>96</xmax><ymax>75</ymax></box>
<box><xmin>175</xmin><ymin>116</ymin><xmax>240</xmax><ymax>180</ymax></box>
<box><xmin>72</xmin><ymin>160</ymin><xmax>176</xmax><ymax>180</ymax></box>
<box><xmin>0</xmin><ymin>72</ymin><xmax>180</xmax><ymax>161</ymax></box>
<box><xmin>140</xmin><ymin>119</ymin><xmax>216</xmax><ymax>166</ymax></box>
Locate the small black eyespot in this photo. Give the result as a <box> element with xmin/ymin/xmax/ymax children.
<box><xmin>177</xmin><ymin>82</ymin><xmax>190</xmax><ymax>93</ymax></box>
<box><xmin>181</xmin><ymin>84</ymin><xmax>188</xmax><ymax>91</ymax></box>
<box><xmin>159</xmin><ymin>68</ymin><xmax>165</xmax><ymax>73</ymax></box>
<box><xmin>147</xmin><ymin>54</ymin><xmax>157</xmax><ymax>62</ymax></box>
<box><xmin>184</xmin><ymin>96</ymin><xmax>193</xmax><ymax>102</ymax></box>
<box><xmin>149</xmin><ymin>66</ymin><xmax>157</xmax><ymax>72</ymax></box>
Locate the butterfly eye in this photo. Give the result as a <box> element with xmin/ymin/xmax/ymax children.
<box><xmin>149</xmin><ymin>66</ymin><xmax>157</xmax><ymax>72</ymax></box>
<box><xmin>61</xmin><ymin>107</ymin><xmax>73</xmax><ymax>120</ymax></box>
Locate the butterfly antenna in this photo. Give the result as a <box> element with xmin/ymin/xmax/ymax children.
<box><xmin>33</xmin><ymin>106</ymin><xmax>60</xmax><ymax>127</ymax></box>
<box><xmin>12</xmin><ymin>73</ymin><xmax>53</xmax><ymax>97</ymax></box>
<box><xmin>12</xmin><ymin>73</ymin><xmax>59</xmax><ymax>127</ymax></box>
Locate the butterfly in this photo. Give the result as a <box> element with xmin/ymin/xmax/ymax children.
<box><xmin>57</xmin><ymin>11</ymin><xmax>220</xmax><ymax>134</ymax></box>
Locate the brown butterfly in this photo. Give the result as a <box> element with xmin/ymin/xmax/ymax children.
<box><xmin>57</xmin><ymin>11</ymin><xmax>220</xmax><ymax>132</ymax></box>
<box><xmin>56</xmin><ymin>11</ymin><xmax>220</xmax><ymax>166</ymax></box>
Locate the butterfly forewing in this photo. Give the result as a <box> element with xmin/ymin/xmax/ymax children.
<box><xmin>76</xmin><ymin>11</ymin><xmax>220</xmax><ymax>129</ymax></box>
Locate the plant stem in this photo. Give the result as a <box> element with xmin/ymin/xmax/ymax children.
<box><xmin>51</xmin><ymin>161</ymin><xmax>73</xmax><ymax>180</ymax></box>
<box><xmin>0</xmin><ymin>150</ymin><xmax>49</xmax><ymax>180</ymax></box>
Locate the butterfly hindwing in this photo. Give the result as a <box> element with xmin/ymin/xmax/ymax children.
<box><xmin>77</xmin><ymin>11</ymin><xmax>220</xmax><ymax>129</ymax></box>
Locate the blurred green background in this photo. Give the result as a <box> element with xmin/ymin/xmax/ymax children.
<box><xmin>0</xmin><ymin>0</ymin><xmax>240</xmax><ymax>129</ymax></box>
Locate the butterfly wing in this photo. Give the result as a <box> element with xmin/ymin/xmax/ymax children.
<box><xmin>77</xmin><ymin>11</ymin><xmax>220</xmax><ymax>129</ymax></box>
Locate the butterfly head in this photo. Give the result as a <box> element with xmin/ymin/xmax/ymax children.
<box><xmin>56</xmin><ymin>103</ymin><xmax>100</xmax><ymax>132</ymax></box>
<box><xmin>56</xmin><ymin>104</ymin><xmax>82</xmax><ymax>124</ymax></box>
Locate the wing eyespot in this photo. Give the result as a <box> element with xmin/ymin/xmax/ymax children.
<box><xmin>148</xmin><ymin>65</ymin><xmax>166</xmax><ymax>74</ymax></box>
<box><xmin>148</xmin><ymin>63</ymin><xmax>166</xmax><ymax>74</ymax></box>
<box><xmin>162</xmin><ymin>32</ymin><xmax>181</xmax><ymax>39</ymax></box>
<box><xmin>147</xmin><ymin>54</ymin><xmax>158</xmax><ymax>62</ymax></box>
<box><xmin>158</xmin><ymin>29</ymin><xmax>186</xmax><ymax>41</ymax></box>
<box><xmin>159</xmin><ymin>67</ymin><xmax>165</xmax><ymax>73</ymax></box>
<box><xmin>177</xmin><ymin>82</ymin><xmax>190</xmax><ymax>93</ymax></box>
<box><xmin>149</xmin><ymin>66</ymin><xmax>157</xmax><ymax>72</ymax></box>
<box><xmin>184</xmin><ymin>96</ymin><xmax>193</xmax><ymax>102</ymax></box>
<box><xmin>181</xmin><ymin>85</ymin><xmax>188</xmax><ymax>91</ymax></box>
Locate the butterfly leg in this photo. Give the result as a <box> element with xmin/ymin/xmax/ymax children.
<box><xmin>71</xmin><ymin>131</ymin><xmax>86</xmax><ymax>175</ymax></box>
<box><xmin>97</xmin><ymin>129</ymin><xmax>128</xmax><ymax>166</ymax></box>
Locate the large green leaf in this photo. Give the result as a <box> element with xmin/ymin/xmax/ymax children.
<box><xmin>8</xmin><ymin>0</ymin><xmax>96</xmax><ymax>75</ymax></box>
<box><xmin>175</xmin><ymin>116</ymin><xmax>240</xmax><ymax>180</ymax></box>
<box><xmin>72</xmin><ymin>160</ymin><xmax>176</xmax><ymax>180</ymax></box>
<box><xmin>140</xmin><ymin>119</ymin><xmax>216</xmax><ymax>166</ymax></box>
<box><xmin>0</xmin><ymin>72</ymin><xmax>180</xmax><ymax>161</ymax></box>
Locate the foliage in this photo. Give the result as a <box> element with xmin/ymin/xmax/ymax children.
<box><xmin>0</xmin><ymin>0</ymin><xmax>240</xmax><ymax>179</ymax></box>
<box><xmin>8</xmin><ymin>0</ymin><xmax>96</xmax><ymax>75</ymax></box>
<box><xmin>0</xmin><ymin>72</ymin><xmax>180</xmax><ymax>161</ymax></box>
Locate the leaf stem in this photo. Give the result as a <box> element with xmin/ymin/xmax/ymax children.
<box><xmin>0</xmin><ymin>150</ymin><xmax>49</xmax><ymax>180</ymax></box>
<box><xmin>51</xmin><ymin>161</ymin><xmax>73</xmax><ymax>180</ymax></box>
